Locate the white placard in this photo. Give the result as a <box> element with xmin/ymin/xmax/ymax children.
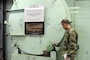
<box><xmin>24</xmin><ymin>5</ymin><xmax>44</xmax><ymax>22</ymax></box>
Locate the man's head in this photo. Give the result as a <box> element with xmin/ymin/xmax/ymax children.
<box><xmin>61</xmin><ymin>19</ymin><xmax>71</xmax><ymax>30</ymax></box>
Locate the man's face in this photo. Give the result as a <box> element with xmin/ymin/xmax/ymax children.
<box><xmin>61</xmin><ymin>23</ymin><xmax>67</xmax><ymax>30</ymax></box>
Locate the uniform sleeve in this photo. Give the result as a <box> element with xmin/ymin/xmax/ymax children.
<box><xmin>62</xmin><ymin>32</ymin><xmax>69</xmax><ymax>55</ymax></box>
<box><xmin>67</xmin><ymin>31</ymin><xmax>78</xmax><ymax>55</ymax></box>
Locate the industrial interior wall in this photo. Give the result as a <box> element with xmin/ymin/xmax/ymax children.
<box><xmin>75</xmin><ymin>1</ymin><xmax>90</xmax><ymax>60</ymax></box>
<box><xmin>5</xmin><ymin>0</ymin><xmax>74</xmax><ymax>60</ymax></box>
<box><xmin>65</xmin><ymin>0</ymin><xmax>76</xmax><ymax>27</ymax></box>
<box><xmin>5</xmin><ymin>0</ymin><xmax>90</xmax><ymax>60</ymax></box>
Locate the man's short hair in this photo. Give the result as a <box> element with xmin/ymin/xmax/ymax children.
<box><xmin>61</xmin><ymin>19</ymin><xmax>71</xmax><ymax>24</ymax></box>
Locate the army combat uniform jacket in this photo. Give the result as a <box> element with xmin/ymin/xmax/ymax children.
<box><xmin>62</xmin><ymin>28</ymin><xmax>78</xmax><ymax>59</ymax></box>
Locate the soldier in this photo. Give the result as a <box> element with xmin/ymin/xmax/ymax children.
<box><xmin>53</xmin><ymin>19</ymin><xmax>78</xmax><ymax>60</ymax></box>
<box><xmin>61</xmin><ymin>19</ymin><xmax>78</xmax><ymax>60</ymax></box>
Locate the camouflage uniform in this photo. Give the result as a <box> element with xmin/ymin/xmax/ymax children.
<box><xmin>62</xmin><ymin>28</ymin><xmax>78</xmax><ymax>60</ymax></box>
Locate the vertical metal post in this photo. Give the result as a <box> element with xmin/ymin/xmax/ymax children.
<box><xmin>0</xmin><ymin>0</ymin><xmax>3</xmax><ymax>60</ymax></box>
<box><xmin>3</xmin><ymin>0</ymin><xmax>6</xmax><ymax>60</ymax></box>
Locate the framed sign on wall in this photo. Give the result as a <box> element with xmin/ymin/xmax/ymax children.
<box><xmin>24</xmin><ymin>5</ymin><xmax>44</xmax><ymax>35</ymax></box>
<box><xmin>25</xmin><ymin>22</ymin><xmax>44</xmax><ymax>34</ymax></box>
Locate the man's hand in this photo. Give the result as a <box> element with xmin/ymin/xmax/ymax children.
<box><xmin>63</xmin><ymin>54</ymin><xmax>70</xmax><ymax>60</ymax></box>
<box><xmin>65</xmin><ymin>56</ymin><xmax>70</xmax><ymax>60</ymax></box>
<box><xmin>43</xmin><ymin>50</ymin><xmax>49</xmax><ymax>57</ymax></box>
